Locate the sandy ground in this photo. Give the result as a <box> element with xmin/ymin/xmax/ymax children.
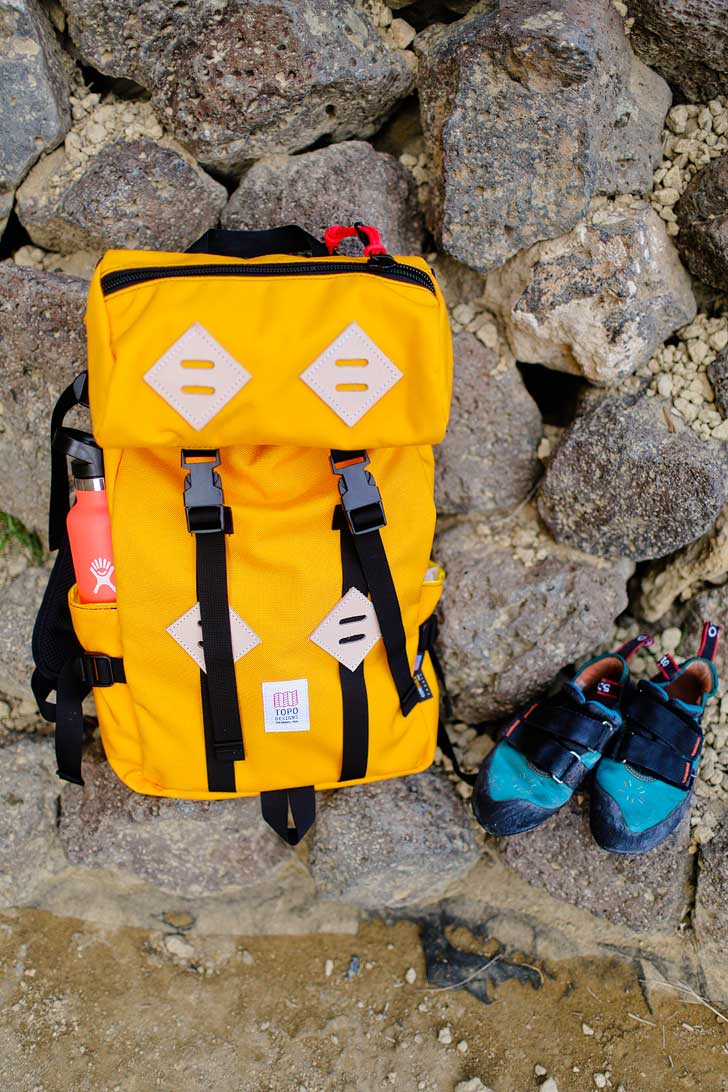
<box><xmin>0</xmin><ymin>911</ymin><xmax>725</xmax><ymax>1092</ymax></box>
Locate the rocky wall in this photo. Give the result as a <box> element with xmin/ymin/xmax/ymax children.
<box><xmin>1</xmin><ymin>0</ymin><xmax>727</xmax><ymax>997</ymax></box>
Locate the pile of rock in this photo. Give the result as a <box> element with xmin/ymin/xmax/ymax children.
<box><xmin>1</xmin><ymin>0</ymin><xmax>728</xmax><ymax>983</ymax></box>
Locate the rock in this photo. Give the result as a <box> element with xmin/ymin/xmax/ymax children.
<box><xmin>0</xmin><ymin>738</ymin><xmax>62</xmax><ymax>907</ymax></box>
<box><xmin>638</xmin><ymin>507</ymin><xmax>728</xmax><ymax>622</ymax></box>
<box><xmin>0</xmin><ymin>0</ymin><xmax>71</xmax><ymax>233</ymax></box>
<box><xmin>0</xmin><ymin>265</ymin><xmax>87</xmax><ymax>538</ymax></box>
<box><xmin>707</xmin><ymin>347</ymin><xmax>728</xmax><ymax>417</ymax></box>
<box><xmin>455</xmin><ymin>1081</ymin><xmax>494</xmax><ymax>1092</ymax></box>
<box><xmin>58</xmin><ymin>745</ymin><xmax>295</xmax><ymax>896</ymax></box>
<box><xmin>415</xmin><ymin>0</ymin><xmax>670</xmax><ymax>273</ymax></box>
<box><xmin>628</xmin><ymin>0</ymin><xmax>728</xmax><ymax>101</ymax></box>
<box><xmin>0</xmin><ymin>565</ymin><xmax>48</xmax><ymax>699</ymax></box>
<box><xmin>436</xmin><ymin>511</ymin><xmax>631</xmax><ymax>723</ymax></box>
<box><xmin>538</xmin><ymin>395</ymin><xmax>728</xmax><ymax>561</ymax></box>
<box><xmin>16</xmin><ymin>136</ymin><xmax>227</xmax><ymax>255</ymax></box>
<box><xmin>435</xmin><ymin>330</ymin><xmax>542</xmax><ymax>515</ymax></box>
<box><xmin>61</xmin><ymin>0</ymin><xmax>416</xmax><ymax>175</ymax></box>
<box><xmin>502</xmin><ymin>795</ymin><xmax>692</xmax><ymax>932</ymax></box>
<box><xmin>485</xmin><ymin>199</ymin><xmax>696</xmax><ymax>386</ymax></box>
<box><xmin>694</xmin><ymin>805</ymin><xmax>728</xmax><ymax>949</ymax></box>
<box><xmin>675</xmin><ymin>154</ymin><xmax>728</xmax><ymax>293</ymax></box>
<box><xmin>674</xmin><ymin>585</ymin><xmax>728</xmax><ymax>680</ymax></box>
<box><xmin>308</xmin><ymin>769</ymin><xmax>480</xmax><ymax>909</ymax></box>
<box><xmin>223</xmin><ymin>141</ymin><xmax>424</xmax><ymax>255</ymax></box>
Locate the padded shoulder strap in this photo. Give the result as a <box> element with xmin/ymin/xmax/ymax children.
<box><xmin>49</xmin><ymin>372</ymin><xmax>89</xmax><ymax>550</ymax></box>
<box><xmin>187</xmin><ymin>226</ymin><xmax>329</xmax><ymax>259</ymax></box>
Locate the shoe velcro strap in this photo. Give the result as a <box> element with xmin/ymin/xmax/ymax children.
<box><xmin>612</xmin><ymin>732</ymin><xmax>697</xmax><ymax>788</ymax></box>
<box><xmin>622</xmin><ymin>687</ymin><xmax>702</xmax><ymax>758</ymax></box>
<box><xmin>521</xmin><ymin>703</ymin><xmax>616</xmax><ymax>753</ymax></box>
<box><xmin>505</xmin><ymin>726</ymin><xmax>588</xmax><ymax>788</ymax></box>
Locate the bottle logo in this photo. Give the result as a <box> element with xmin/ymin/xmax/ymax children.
<box><xmin>90</xmin><ymin>557</ymin><xmax>116</xmax><ymax>595</ymax></box>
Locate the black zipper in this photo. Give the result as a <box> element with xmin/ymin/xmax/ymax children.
<box><xmin>100</xmin><ymin>255</ymin><xmax>436</xmax><ymax>297</ymax></box>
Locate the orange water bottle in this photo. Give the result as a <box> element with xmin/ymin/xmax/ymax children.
<box><xmin>64</xmin><ymin>433</ymin><xmax>116</xmax><ymax>604</ymax></box>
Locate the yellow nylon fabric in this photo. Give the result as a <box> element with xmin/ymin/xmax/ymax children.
<box><xmin>73</xmin><ymin>249</ymin><xmax>451</xmax><ymax>799</ymax></box>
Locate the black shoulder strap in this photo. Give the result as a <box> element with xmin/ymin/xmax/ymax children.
<box><xmin>187</xmin><ymin>226</ymin><xmax>328</xmax><ymax>259</ymax></box>
<box><xmin>49</xmin><ymin>372</ymin><xmax>89</xmax><ymax>550</ymax></box>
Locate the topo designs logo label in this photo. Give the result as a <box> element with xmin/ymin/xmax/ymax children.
<box><xmin>262</xmin><ymin>678</ymin><xmax>310</xmax><ymax>733</ymax></box>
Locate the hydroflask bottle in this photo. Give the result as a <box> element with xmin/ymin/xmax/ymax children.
<box><xmin>64</xmin><ymin>433</ymin><xmax>116</xmax><ymax>604</ymax></box>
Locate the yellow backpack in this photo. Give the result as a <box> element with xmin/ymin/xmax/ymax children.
<box><xmin>32</xmin><ymin>225</ymin><xmax>453</xmax><ymax>843</ymax></box>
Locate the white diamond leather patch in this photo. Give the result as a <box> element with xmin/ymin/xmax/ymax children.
<box><xmin>167</xmin><ymin>602</ymin><xmax>260</xmax><ymax>672</ymax></box>
<box><xmin>299</xmin><ymin>321</ymin><xmax>402</xmax><ymax>426</ymax></box>
<box><xmin>309</xmin><ymin>587</ymin><xmax>381</xmax><ymax>672</ymax></box>
<box><xmin>144</xmin><ymin>322</ymin><xmax>251</xmax><ymax>430</ymax></box>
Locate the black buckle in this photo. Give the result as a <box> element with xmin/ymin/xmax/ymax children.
<box><xmin>182</xmin><ymin>450</ymin><xmax>229</xmax><ymax>534</ymax></box>
<box><xmin>79</xmin><ymin>654</ymin><xmax>115</xmax><ymax>688</ymax></box>
<box><xmin>330</xmin><ymin>451</ymin><xmax>386</xmax><ymax>535</ymax></box>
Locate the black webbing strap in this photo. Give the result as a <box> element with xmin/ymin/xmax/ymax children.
<box><xmin>613</xmin><ymin>732</ymin><xmax>697</xmax><ymax>788</ymax></box>
<box><xmin>349</xmin><ymin>527</ymin><xmax>420</xmax><ymax>716</ymax></box>
<box><xmin>333</xmin><ymin>506</ymin><xmax>369</xmax><ymax>782</ymax></box>
<box><xmin>512</xmin><ymin>705</ymin><xmax>616</xmax><ymax>753</ymax></box>
<box><xmin>50</xmin><ymin>654</ymin><xmax>125</xmax><ymax>785</ymax></box>
<box><xmin>330</xmin><ymin>451</ymin><xmax>420</xmax><ymax>717</ymax></box>
<box><xmin>188</xmin><ymin>226</ymin><xmax>328</xmax><ymax>259</ymax></box>
<box><xmin>182</xmin><ymin>451</ymin><xmax>243</xmax><ymax>793</ymax></box>
<box><xmin>49</xmin><ymin>372</ymin><xmax>89</xmax><ymax>549</ymax></box>
<box><xmin>260</xmin><ymin>785</ymin><xmax>316</xmax><ymax>845</ymax></box>
<box><xmin>621</xmin><ymin>687</ymin><xmax>702</xmax><ymax>757</ymax></box>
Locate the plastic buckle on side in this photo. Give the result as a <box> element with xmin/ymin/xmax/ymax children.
<box><xmin>79</xmin><ymin>654</ymin><xmax>115</xmax><ymax>688</ymax></box>
<box><xmin>330</xmin><ymin>452</ymin><xmax>386</xmax><ymax>535</ymax></box>
<box><xmin>181</xmin><ymin>449</ymin><xmax>228</xmax><ymax>534</ymax></box>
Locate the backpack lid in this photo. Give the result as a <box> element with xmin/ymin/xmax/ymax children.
<box><xmin>86</xmin><ymin>249</ymin><xmax>453</xmax><ymax>450</ymax></box>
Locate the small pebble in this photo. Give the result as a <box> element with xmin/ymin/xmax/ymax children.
<box><xmin>541</xmin><ymin>1079</ymin><xmax>560</xmax><ymax>1092</ymax></box>
<box><xmin>534</xmin><ymin>1065</ymin><xmax>548</xmax><ymax>1077</ymax></box>
<box><xmin>582</xmin><ymin>1022</ymin><xmax>595</xmax><ymax>1036</ymax></box>
<box><xmin>594</xmin><ymin>1075</ymin><xmax>608</xmax><ymax>1089</ymax></box>
<box><xmin>457</xmin><ymin>1039</ymin><xmax>469</xmax><ymax>1053</ymax></box>
<box><xmin>438</xmin><ymin>1026</ymin><xmax>453</xmax><ymax>1045</ymax></box>
<box><xmin>325</xmin><ymin>959</ymin><xmax>334</xmax><ymax>977</ymax></box>
<box><xmin>405</xmin><ymin>967</ymin><xmax>416</xmax><ymax>984</ymax></box>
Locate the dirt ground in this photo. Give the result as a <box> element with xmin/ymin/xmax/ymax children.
<box><xmin>0</xmin><ymin>910</ymin><xmax>725</xmax><ymax>1092</ymax></box>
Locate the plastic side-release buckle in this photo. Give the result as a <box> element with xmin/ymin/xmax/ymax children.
<box><xmin>330</xmin><ymin>451</ymin><xmax>386</xmax><ymax>535</ymax></box>
<box><xmin>78</xmin><ymin>653</ymin><xmax>119</xmax><ymax>688</ymax></box>
<box><xmin>181</xmin><ymin>449</ymin><xmax>231</xmax><ymax>534</ymax></box>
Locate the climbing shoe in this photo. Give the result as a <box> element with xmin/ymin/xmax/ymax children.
<box><xmin>472</xmin><ymin>635</ymin><xmax>654</xmax><ymax>836</ymax></box>
<box><xmin>591</xmin><ymin>622</ymin><xmax>720</xmax><ymax>855</ymax></box>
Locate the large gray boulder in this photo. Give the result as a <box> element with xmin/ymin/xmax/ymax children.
<box><xmin>436</xmin><ymin>330</ymin><xmax>542</xmax><ymax>515</ymax></box>
<box><xmin>309</xmin><ymin>769</ymin><xmax>480</xmax><ymax>909</ymax></box>
<box><xmin>675</xmin><ymin>153</ymin><xmax>728</xmax><ymax>293</ymax></box>
<box><xmin>694</xmin><ymin>806</ymin><xmax>728</xmax><ymax>949</ymax></box>
<box><xmin>0</xmin><ymin>565</ymin><xmax>49</xmax><ymax>699</ymax></box>
<box><xmin>485</xmin><ymin>199</ymin><xmax>696</xmax><ymax>386</ymax></box>
<box><xmin>224</xmin><ymin>141</ymin><xmax>424</xmax><ymax>255</ymax></box>
<box><xmin>61</xmin><ymin>0</ymin><xmax>416</xmax><ymax>175</ymax></box>
<box><xmin>0</xmin><ymin>0</ymin><xmax>71</xmax><ymax>234</ymax></box>
<box><xmin>538</xmin><ymin>395</ymin><xmax>728</xmax><ymax>561</ymax></box>
<box><xmin>501</xmin><ymin>795</ymin><xmax>693</xmax><ymax>932</ymax></box>
<box><xmin>16</xmin><ymin>137</ymin><xmax>227</xmax><ymax>255</ymax></box>
<box><xmin>58</xmin><ymin>746</ymin><xmax>295</xmax><ymax>897</ymax></box>
<box><xmin>0</xmin><ymin>264</ymin><xmax>88</xmax><ymax>539</ymax></box>
<box><xmin>436</xmin><ymin>513</ymin><xmax>631</xmax><ymax>723</ymax></box>
<box><xmin>0</xmin><ymin>738</ymin><xmax>62</xmax><ymax>907</ymax></box>
<box><xmin>415</xmin><ymin>0</ymin><xmax>670</xmax><ymax>273</ymax></box>
<box><xmin>628</xmin><ymin>0</ymin><xmax>728</xmax><ymax>101</ymax></box>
